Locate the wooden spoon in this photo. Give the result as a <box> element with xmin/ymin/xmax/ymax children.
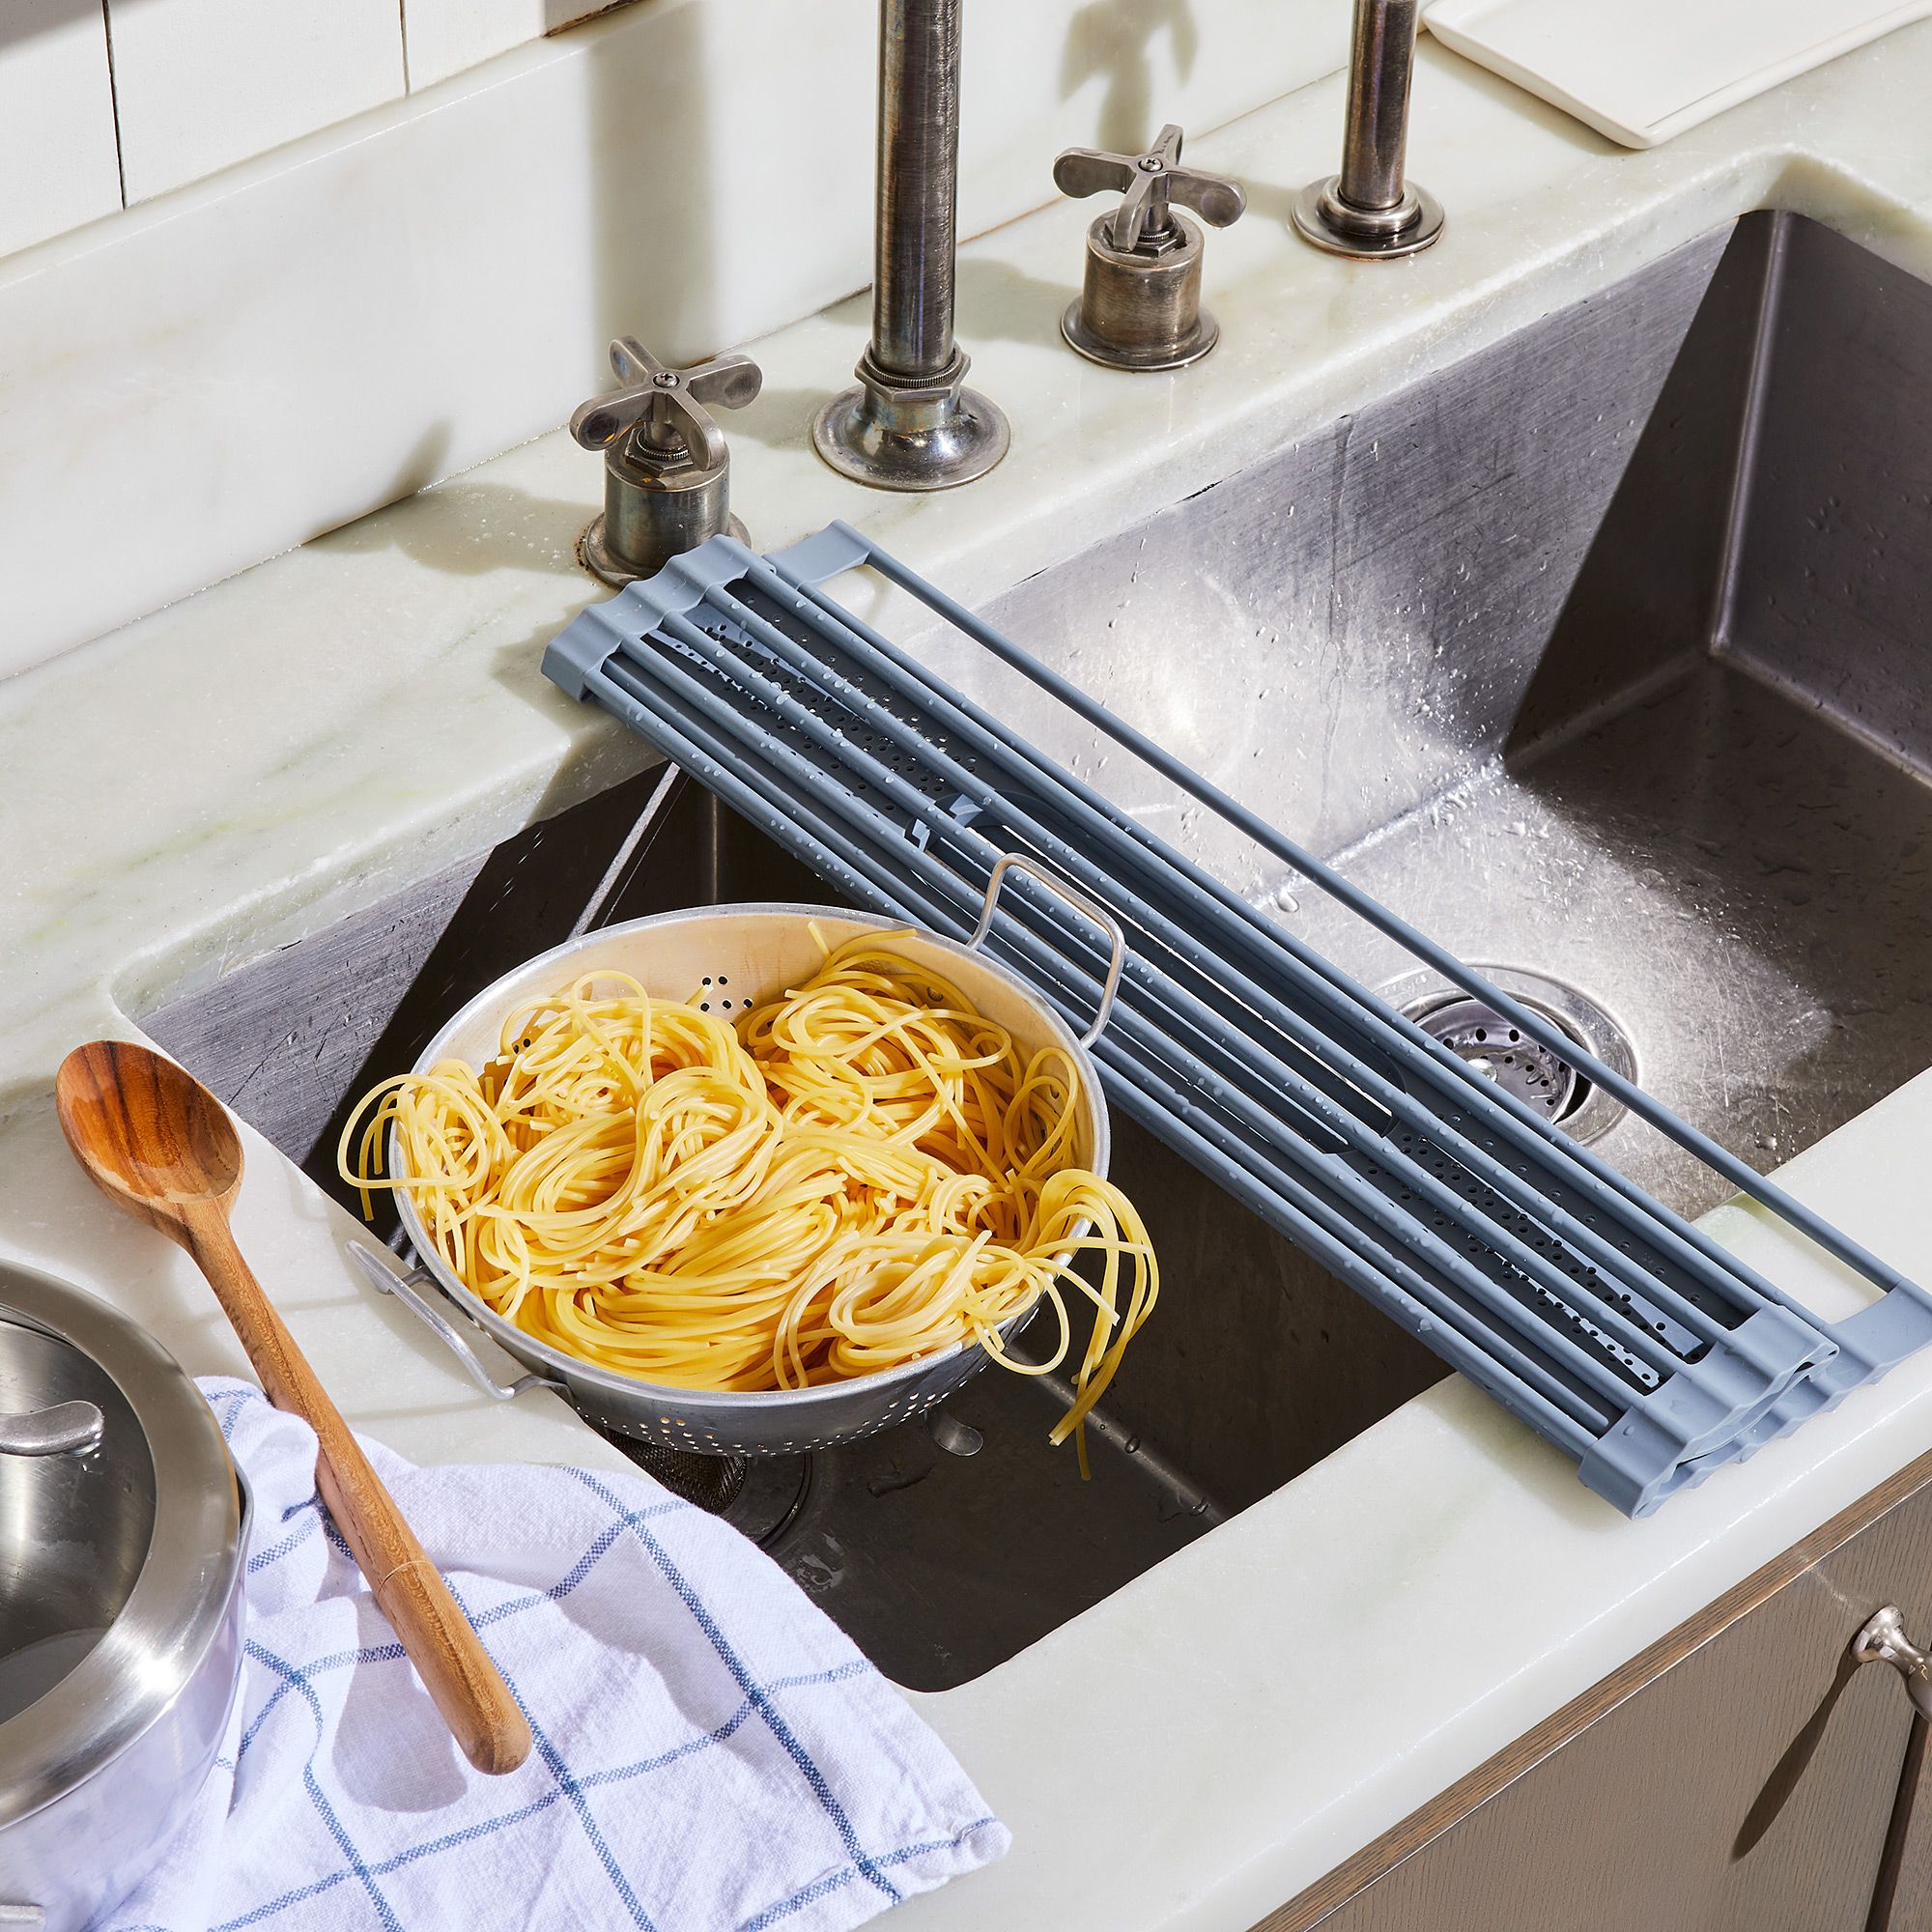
<box><xmin>55</xmin><ymin>1037</ymin><xmax>532</xmax><ymax>1776</ymax></box>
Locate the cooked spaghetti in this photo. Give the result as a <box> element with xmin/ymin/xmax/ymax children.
<box><xmin>338</xmin><ymin>930</ymin><xmax>1156</xmax><ymax>1448</ymax></box>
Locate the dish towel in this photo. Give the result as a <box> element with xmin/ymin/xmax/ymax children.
<box><xmin>105</xmin><ymin>1379</ymin><xmax>1009</xmax><ymax>1932</ymax></box>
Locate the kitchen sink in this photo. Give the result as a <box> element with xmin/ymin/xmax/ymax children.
<box><xmin>146</xmin><ymin>769</ymin><xmax>1446</xmax><ymax>1689</ymax></box>
<box><xmin>142</xmin><ymin>207</ymin><xmax>1932</xmax><ymax>1687</ymax></box>
<box><xmin>952</xmin><ymin>207</ymin><xmax>1932</xmax><ymax>1218</ymax></box>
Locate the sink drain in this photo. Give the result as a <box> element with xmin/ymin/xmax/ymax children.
<box><xmin>1407</xmin><ymin>998</ymin><xmax>1577</xmax><ymax>1119</ymax></box>
<box><xmin>611</xmin><ymin>1438</ymin><xmax>750</xmax><ymax>1513</ymax></box>
<box><xmin>1381</xmin><ymin>966</ymin><xmax>1636</xmax><ymax>1146</ymax></box>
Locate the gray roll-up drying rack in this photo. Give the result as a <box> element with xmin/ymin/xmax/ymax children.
<box><xmin>543</xmin><ymin>520</ymin><xmax>1932</xmax><ymax>1517</ymax></box>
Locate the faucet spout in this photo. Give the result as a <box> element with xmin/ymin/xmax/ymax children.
<box><xmin>1293</xmin><ymin>0</ymin><xmax>1444</xmax><ymax>259</ymax></box>
<box><xmin>872</xmin><ymin>0</ymin><xmax>959</xmax><ymax>382</ymax></box>
<box><xmin>812</xmin><ymin>0</ymin><xmax>1010</xmax><ymax>491</ymax></box>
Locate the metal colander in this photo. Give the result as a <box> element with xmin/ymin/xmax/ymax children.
<box><xmin>362</xmin><ymin>887</ymin><xmax>1119</xmax><ymax>1457</ymax></box>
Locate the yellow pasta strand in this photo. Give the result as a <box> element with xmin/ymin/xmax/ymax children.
<box><xmin>337</xmin><ymin>931</ymin><xmax>1157</xmax><ymax>1448</ymax></box>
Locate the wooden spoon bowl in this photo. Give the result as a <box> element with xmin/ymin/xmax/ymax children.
<box><xmin>56</xmin><ymin>1037</ymin><xmax>242</xmax><ymax>1231</ymax></box>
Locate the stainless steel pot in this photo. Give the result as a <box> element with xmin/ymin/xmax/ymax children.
<box><xmin>0</xmin><ymin>1260</ymin><xmax>246</xmax><ymax>1931</ymax></box>
<box><xmin>352</xmin><ymin>887</ymin><xmax>1122</xmax><ymax>1457</ymax></box>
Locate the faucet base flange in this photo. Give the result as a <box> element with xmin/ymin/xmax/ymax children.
<box><xmin>1061</xmin><ymin>298</ymin><xmax>1220</xmax><ymax>373</ymax></box>
<box><xmin>1058</xmin><ymin>207</ymin><xmax>1223</xmax><ymax>372</ymax></box>
<box><xmin>1292</xmin><ymin>175</ymin><xmax>1444</xmax><ymax>259</ymax></box>
<box><xmin>811</xmin><ymin>355</ymin><xmax>1010</xmax><ymax>493</ymax></box>
<box><xmin>579</xmin><ymin>511</ymin><xmax>750</xmax><ymax>589</ymax></box>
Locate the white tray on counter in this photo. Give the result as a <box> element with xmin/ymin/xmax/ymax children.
<box><xmin>1422</xmin><ymin>0</ymin><xmax>1932</xmax><ymax>149</ymax></box>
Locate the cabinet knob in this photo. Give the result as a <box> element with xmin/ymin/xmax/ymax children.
<box><xmin>1854</xmin><ymin>1605</ymin><xmax>1932</xmax><ymax>1720</ymax></box>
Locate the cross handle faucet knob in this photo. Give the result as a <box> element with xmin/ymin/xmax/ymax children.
<box><xmin>1053</xmin><ymin>125</ymin><xmax>1246</xmax><ymax>254</ymax></box>
<box><xmin>570</xmin><ymin>338</ymin><xmax>763</xmax><ymax>475</ymax></box>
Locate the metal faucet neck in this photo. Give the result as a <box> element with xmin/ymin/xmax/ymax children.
<box><xmin>1292</xmin><ymin>0</ymin><xmax>1444</xmax><ymax>259</ymax></box>
<box><xmin>810</xmin><ymin>0</ymin><xmax>1009</xmax><ymax>491</ymax></box>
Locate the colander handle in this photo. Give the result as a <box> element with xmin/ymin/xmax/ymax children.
<box><xmin>349</xmin><ymin>1242</ymin><xmax>564</xmax><ymax>1404</ymax></box>
<box><xmin>968</xmin><ymin>853</ymin><xmax>1125</xmax><ymax>1049</ymax></box>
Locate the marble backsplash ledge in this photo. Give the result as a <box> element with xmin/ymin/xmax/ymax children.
<box><xmin>0</xmin><ymin>0</ymin><xmax>1346</xmax><ymax>686</ymax></box>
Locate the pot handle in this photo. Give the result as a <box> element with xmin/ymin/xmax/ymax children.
<box><xmin>967</xmin><ymin>853</ymin><xmax>1126</xmax><ymax>1049</ymax></box>
<box><xmin>348</xmin><ymin>1242</ymin><xmax>563</xmax><ymax>1404</ymax></box>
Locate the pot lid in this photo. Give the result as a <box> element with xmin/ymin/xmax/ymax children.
<box><xmin>0</xmin><ymin>1263</ymin><xmax>241</xmax><ymax>1829</ymax></box>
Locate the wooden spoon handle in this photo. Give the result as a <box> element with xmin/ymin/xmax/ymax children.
<box><xmin>182</xmin><ymin>1203</ymin><xmax>532</xmax><ymax>1776</ymax></box>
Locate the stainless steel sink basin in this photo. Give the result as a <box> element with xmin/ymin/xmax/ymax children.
<box><xmin>141</xmin><ymin>208</ymin><xmax>1932</xmax><ymax>1687</ymax></box>
<box><xmin>955</xmin><ymin>207</ymin><xmax>1932</xmax><ymax>1218</ymax></box>
<box><xmin>146</xmin><ymin>770</ymin><xmax>1446</xmax><ymax>1689</ymax></box>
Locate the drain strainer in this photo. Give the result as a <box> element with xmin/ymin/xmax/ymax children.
<box><xmin>1409</xmin><ymin>998</ymin><xmax>1577</xmax><ymax>1118</ymax></box>
<box><xmin>1380</xmin><ymin>966</ymin><xmax>1638</xmax><ymax>1146</ymax></box>
<box><xmin>612</xmin><ymin>1438</ymin><xmax>750</xmax><ymax>1513</ymax></box>
<box><xmin>604</xmin><ymin>1433</ymin><xmax>817</xmax><ymax>1548</ymax></box>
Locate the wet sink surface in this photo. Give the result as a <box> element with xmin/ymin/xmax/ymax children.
<box><xmin>966</xmin><ymin>207</ymin><xmax>1932</xmax><ymax>1219</ymax></box>
<box><xmin>1294</xmin><ymin>654</ymin><xmax>1932</xmax><ymax>1214</ymax></box>
<box><xmin>144</xmin><ymin>209</ymin><xmax>1932</xmax><ymax>1687</ymax></box>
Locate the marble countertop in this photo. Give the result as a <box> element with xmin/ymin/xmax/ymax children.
<box><xmin>9</xmin><ymin>25</ymin><xmax>1932</xmax><ymax>1929</ymax></box>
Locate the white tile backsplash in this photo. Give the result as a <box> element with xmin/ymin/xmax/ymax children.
<box><xmin>405</xmin><ymin>0</ymin><xmax>548</xmax><ymax>89</ymax></box>
<box><xmin>107</xmin><ymin>0</ymin><xmax>406</xmax><ymax>202</ymax></box>
<box><xmin>0</xmin><ymin>0</ymin><xmax>1347</xmax><ymax>684</ymax></box>
<box><xmin>0</xmin><ymin>0</ymin><xmax>123</xmax><ymax>256</ymax></box>
<box><xmin>405</xmin><ymin>0</ymin><xmax>614</xmax><ymax>90</ymax></box>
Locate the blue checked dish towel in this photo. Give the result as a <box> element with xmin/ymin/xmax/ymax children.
<box><xmin>105</xmin><ymin>1379</ymin><xmax>1009</xmax><ymax>1932</ymax></box>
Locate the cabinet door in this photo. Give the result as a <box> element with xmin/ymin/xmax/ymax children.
<box><xmin>1265</xmin><ymin>1463</ymin><xmax>1932</xmax><ymax>1932</ymax></box>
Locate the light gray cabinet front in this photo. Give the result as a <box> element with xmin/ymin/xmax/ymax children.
<box><xmin>1266</xmin><ymin>1465</ymin><xmax>1932</xmax><ymax>1932</ymax></box>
